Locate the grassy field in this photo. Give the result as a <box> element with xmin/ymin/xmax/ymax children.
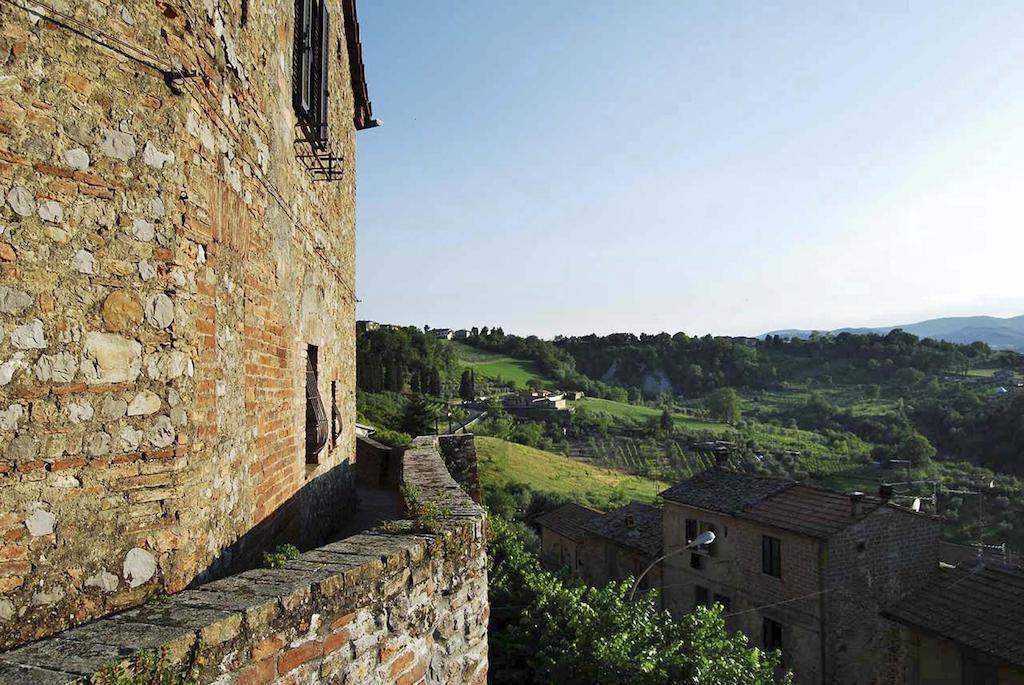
<box><xmin>476</xmin><ymin>436</ymin><xmax>667</xmax><ymax>504</ymax></box>
<box><xmin>446</xmin><ymin>341</ymin><xmax>549</xmax><ymax>388</ymax></box>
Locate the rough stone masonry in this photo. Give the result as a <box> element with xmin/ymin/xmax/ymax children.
<box><xmin>0</xmin><ymin>0</ymin><xmax>370</xmax><ymax>647</ymax></box>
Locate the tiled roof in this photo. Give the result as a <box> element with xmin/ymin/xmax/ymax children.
<box><xmin>583</xmin><ymin>503</ymin><xmax>662</xmax><ymax>557</ymax></box>
<box><xmin>742</xmin><ymin>484</ymin><xmax>885</xmax><ymax>537</ymax></box>
<box><xmin>659</xmin><ymin>470</ymin><xmax>793</xmax><ymax>514</ymax></box>
<box><xmin>659</xmin><ymin>469</ymin><xmax>908</xmax><ymax>539</ymax></box>
<box><xmin>534</xmin><ymin>503</ymin><xmax>604</xmax><ymax>542</ymax></box>
<box><xmin>882</xmin><ymin>563</ymin><xmax>1024</xmax><ymax>666</ymax></box>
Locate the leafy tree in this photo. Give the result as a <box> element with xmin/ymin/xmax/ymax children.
<box><xmin>488</xmin><ymin>516</ymin><xmax>787</xmax><ymax>684</ymax></box>
<box><xmin>899</xmin><ymin>432</ymin><xmax>936</xmax><ymax>466</ymax></box>
<box><xmin>459</xmin><ymin>369</ymin><xmax>476</xmax><ymax>401</ymax></box>
<box><xmin>400</xmin><ymin>394</ymin><xmax>436</xmax><ymax>436</ymax></box>
<box><xmin>659</xmin><ymin>408</ymin><xmax>673</xmax><ymax>432</ymax></box>
<box><xmin>705</xmin><ymin>388</ymin><xmax>742</xmax><ymax>424</ymax></box>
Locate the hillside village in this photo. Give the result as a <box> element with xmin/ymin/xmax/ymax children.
<box><xmin>0</xmin><ymin>0</ymin><xmax>1022</xmax><ymax>683</ymax></box>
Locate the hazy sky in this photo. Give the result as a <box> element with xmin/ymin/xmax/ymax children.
<box><xmin>354</xmin><ymin>1</ymin><xmax>1024</xmax><ymax>338</ymax></box>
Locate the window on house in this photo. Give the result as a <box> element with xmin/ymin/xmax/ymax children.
<box><xmin>694</xmin><ymin>585</ymin><xmax>710</xmax><ymax>609</ymax></box>
<box><xmin>604</xmin><ymin>545</ymin><xmax>618</xmax><ymax>579</ymax></box>
<box><xmin>762</xmin><ymin>535</ymin><xmax>782</xmax><ymax>578</ymax></box>
<box><xmin>305</xmin><ymin>345</ymin><xmax>328</xmax><ymax>463</ymax></box>
<box><xmin>689</xmin><ymin>553</ymin><xmax>703</xmax><ymax>570</ymax></box>
<box><xmin>293</xmin><ymin>0</ymin><xmax>330</xmax><ymax>149</ymax></box>
<box><xmin>702</xmin><ymin>522</ymin><xmax>718</xmax><ymax>557</ymax></box>
<box><xmin>763</xmin><ymin>617</ymin><xmax>783</xmax><ymax>653</ymax></box>
<box><xmin>713</xmin><ymin>593</ymin><xmax>731</xmax><ymax>612</ymax></box>
<box><xmin>685</xmin><ymin>518</ymin><xmax>698</xmax><ymax>544</ymax></box>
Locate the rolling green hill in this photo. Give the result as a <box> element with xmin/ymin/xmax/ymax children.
<box><xmin>475</xmin><ymin>436</ymin><xmax>667</xmax><ymax>504</ymax></box>
<box><xmin>448</xmin><ymin>341</ymin><xmax>550</xmax><ymax>388</ymax></box>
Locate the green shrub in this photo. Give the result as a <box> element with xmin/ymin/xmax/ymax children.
<box><xmin>262</xmin><ymin>544</ymin><xmax>300</xmax><ymax>569</ymax></box>
<box><xmin>373</xmin><ymin>428</ymin><xmax>413</xmax><ymax>448</ymax></box>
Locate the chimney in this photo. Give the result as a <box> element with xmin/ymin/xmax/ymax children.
<box><xmin>850</xmin><ymin>491</ymin><xmax>865</xmax><ymax>517</ymax></box>
<box><xmin>624</xmin><ymin>514</ymin><xmax>635</xmax><ymax>529</ymax></box>
<box><xmin>878</xmin><ymin>484</ymin><xmax>894</xmax><ymax>501</ymax></box>
<box><xmin>714</xmin><ymin>449</ymin><xmax>729</xmax><ymax>468</ymax></box>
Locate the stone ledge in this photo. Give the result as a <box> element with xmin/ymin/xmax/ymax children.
<box><xmin>0</xmin><ymin>438</ymin><xmax>487</xmax><ymax>684</ymax></box>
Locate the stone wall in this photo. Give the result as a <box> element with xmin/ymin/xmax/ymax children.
<box><xmin>0</xmin><ymin>437</ymin><xmax>489</xmax><ymax>684</ymax></box>
<box><xmin>822</xmin><ymin>507</ymin><xmax>942</xmax><ymax>684</ymax></box>
<box><xmin>0</xmin><ymin>0</ymin><xmax>363</xmax><ymax>646</ymax></box>
<box><xmin>436</xmin><ymin>434</ymin><xmax>480</xmax><ymax>505</ymax></box>
<box><xmin>661</xmin><ymin>502</ymin><xmax>825</xmax><ymax>684</ymax></box>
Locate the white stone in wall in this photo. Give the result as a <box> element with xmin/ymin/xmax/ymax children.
<box><xmin>81</xmin><ymin>332</ymin><xmax>142</xmax><ymax>384</ymax></box>
<box><xmin>51</xmin><ymin>473</ymin><xmax>80</xmax><ymax>489</ymax></box>
<box><xmin>149</xmin><ymin>196</ymin><xmax>165</xmax><ymax>218</ymax></box>
<box><xmin>84</xmin><ymin>430</ymin><xmax>111</xmax><ymax>456</ymax></box>
<box><xmin>85</xmin><ymin>569</ymin><xmax>119</xmax><ymax>592</ymax></box>
<box><xmin>132</xmin><ymin>219</ymin><xmax>155</xmax><ymax>242</ymax></box>
<box><xmin>170</xmin><ymin>405</ymin><xmax>187</xmax><ymax>427</ymax></box>
<box><xmin>146</xmin><ymin>349</ymin><xmax>189</xmax><ymax>380</ymax></box>
<box><xmin>0</xmin><ymin>285</ymin><xmax>33</xmax><ymax>315</ymax></box>
<box><xmin>35</xmin><ymin>352</ymin><xmax>78</xmax><ymax>383</ymax></box>
<box><xmin>6</xmin><ymin>186</ymin><xmax>35</xmax><ymax>217</ymax></box>
<box><xmin>0</xmin><ymin>599</ymin><xmax>13</xmax><ymax>622</ymax></box>
<box><xmin>138</xmin><ymin>260</ymin><xmax>157</xmax><ymax>281</ymax></box>
<box><xmin>123</xmin><ymin>548</ymin><xmax>156</xmax><ymax>587</ymax></box>
<box><xmin>148</xmin><ymin>415</ymin><xmax>175</xmax><ymax>448</ymax></box>
<box><xmin>64</xmin><ymin>147</ymin><xmax>90</xmax><ymax>170</ymax></box>
<box><xmin>119</xmin><ymin>425</ymin><xmax>142</xmax><ymax>451</ymax></box>
<box><xmin>119</xmin><ymin>5</ymin><xmax>133</xmax><ymax>24</ymax></box>
<box><xmin>143</xmin><ymin>142</ymin><xmax>175</xmax><ymax>169</ymax></box>
<box><xmin>72</xmin><ymin>249</ymin><xmax>96</xmax><ymax>274</ymax></box>
<box><xmin>127</xmin><ymin>390</ymin><xmax>161</xmax><ymax>416</ymax></box>
<box><xmin>32</xmin><ymin>587</ymin><xmax>65</xmax><ymax>607</ymax></box>
<box><xmin>145</xmin><ymin>293</ymin><xmax>174</xmax><ymax>329</ymax></box>
<box><xmin>99</xmin><ymin>128</ymin><xmax>136</xmax><ymax>161</ymax></box>
<box><xmin>99</xmin><ymin>396</ymin><xmax>128</xmax><ymax>420</ymax></box>
<box><xmin>0</xmin><ymin>403</ymin><xmax>24</xmax><ymax>431</ymax></box>
<box><xmin>0</xmin><ymin>353</ymin><xmax>27</xmax><ymax>386</ymax></box>
<box><xmin>25</xmin><ymin>508</ymin><xmax>56</xmax><ymax>537</ymax></box>
<box><xmin>6</xmin><ymin>434</ymin><xmax>37</xmax><ymax>460</ymax></box>
<box><xmin>67</xmin><ymin>400</ymin><xmax>94</xmax><ymax>424</ymax></box>
<box><xmin>37</xmin><ymin>200</ymin><xmax>63</xmax><ymax>224</ymax></box>
<box><xmin>11</xmin><ymin>319</ymin><xmax>46</xmax><ymax>350</ymax></box>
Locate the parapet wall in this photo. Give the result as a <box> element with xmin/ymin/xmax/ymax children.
<box><xmin>0</xmin><ymin>436</ymin><xmax>489</xmax><ymax>684</ymax></box>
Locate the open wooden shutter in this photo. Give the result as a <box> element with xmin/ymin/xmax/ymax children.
<box><xmin>294</xmin><ymin>0</ymin><xmax>314</xmax><ymax>118</ymax></box>
<box><xmin>312</xmin><ymin>0</ymin><xmax>330</xmax><ymax>149</ymax></box>
<box><xmin>305</xmin><ymin>350</ymin><xmax>328</xmax><ymax>463</ymax></box>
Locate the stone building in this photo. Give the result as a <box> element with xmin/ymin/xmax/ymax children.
<box><xmin>578</xmin><ymin>502</ymin><xmax>662</xmax><ymax>597</ymax></box>
<box><xmin>534</xmin><ymin>502</ymin><xmax>603</xmax><ymax>574</ymax></box>
<box><xmin>881</xmin><ymin>562</ymin><xmax>1024</xmax><ymax>684</ymax></box>
<box><xmin>659</xmin><ymin>470</ymin><xmax>942</xmax><ymax>685</ymax></box>
<box><xmin>0</xmin><ymin>0</ymin><xmax>377</xmax><ymax>648</ymax></box>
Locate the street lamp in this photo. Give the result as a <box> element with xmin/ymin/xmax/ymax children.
<box><xmin>629</xmin><ymin>530</ymin><xmax>716</xmax><ymax>601</ymax></box>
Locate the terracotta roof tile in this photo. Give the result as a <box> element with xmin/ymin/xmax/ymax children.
<box><xmin>883</xmin><ymin>564</ymin><xmax>1024</xmax><ymax>666</ymax></box>
<box><xmin>583</xmin><ymin>503</ymin><xmax>662</xmax><ymax>557</ymax></box>
<box><xmin>534</xmin><ymin>503</ymin><xmax>604</xmax><ymax>542</ymax></box>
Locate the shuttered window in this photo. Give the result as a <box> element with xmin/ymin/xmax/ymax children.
<box><xmin>762</xmin><ymin>535</ymin><xmax>782</xmax><ymax>578</ymax></box>
<box><xmin>305</xmin><ymin>345</ymin><xmax>328</xmax><ymax>463</ymax></box>
<box><xmin>294</xmin><ymin>0</ymin><xmax>331</xmax><ymax>150</ymax></box>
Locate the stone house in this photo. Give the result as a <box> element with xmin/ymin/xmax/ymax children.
<box><xmin>881</xmin><ymin>562</ymin><xmax>1024</xmax><ymax>684</ymax></box>
<box><xmin>659</xmin><ymin>470</ymin><xmax>942</xmax><ymax>685</ymax></box>
<box><xmin>578</xmin><ymin>502</ymin><xmax>663</xmax><ymax>599</ymax></box>
<box><xmin>0</xmin><ymin>0</ymin><xmax>377</xmax><ymax>647</ymax></box>
<box><xmin>534</xmin><ymin>502</ymin><xmax>603</xmax><ymax>574</ymax></box>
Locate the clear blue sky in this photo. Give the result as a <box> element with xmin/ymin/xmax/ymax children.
<box><xmin>354</xmin><ymin>1</ymin><xmax>1024</xmax><ymax>338</ymax></box>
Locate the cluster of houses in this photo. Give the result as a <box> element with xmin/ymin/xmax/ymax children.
<box><xmin>536</xmin><ymin>464</ymin><xmax>1024</xmax><ymax>685</ymax></box>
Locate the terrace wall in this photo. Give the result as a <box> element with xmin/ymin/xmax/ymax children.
<box><xmin>0</xmin><ymin>436</ymin><xmax>489</xmax><ymax>684</ymax></box>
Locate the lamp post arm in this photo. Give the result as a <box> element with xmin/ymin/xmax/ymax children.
<box><xmin>628</xmin><ymin>545</ymin><xmax>689</xmax><ymax>602</ymax></box>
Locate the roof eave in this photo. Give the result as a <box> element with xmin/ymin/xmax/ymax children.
<box><xmin>341</xmin><ymin>0</ymin><xmax>378</xmax><ymax>131</ymax></box>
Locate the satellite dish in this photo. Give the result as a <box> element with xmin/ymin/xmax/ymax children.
<box><xmin>691</xmin><ymin>530</ymin><xmax>716</xmax><ymax>548</ymax></box>
<box><xmin>912</xmin><ymin>498</ymin><xmax>921</xmax><ymax>512</ymax></box>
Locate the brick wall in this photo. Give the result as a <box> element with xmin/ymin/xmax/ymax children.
<box><xmin>0</xmin><ymin>437</ymin><xmax>489</xmax><ymax>684</ymax></box>
<box><xmin>0</xmin><ymin>0</ymin><xmax>360</xmax><ymax>646</ymax></box>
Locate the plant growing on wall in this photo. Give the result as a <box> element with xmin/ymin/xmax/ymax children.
<box><xmin>92</xmin><ymin>644</ymin><xmax>203</xmax><ymax>685</ymax></box>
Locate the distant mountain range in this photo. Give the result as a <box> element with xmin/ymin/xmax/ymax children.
<box><xmin>763</xmin><ymin>315</ymin><xmax>1024</xmax><ymax>352</ymax></box>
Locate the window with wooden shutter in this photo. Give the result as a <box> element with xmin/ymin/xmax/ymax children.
<box><xmin>294</xmin><ymin>0</ymin><xmax>330</xmax><ymax>150</ymax></box>
<box><xmin>762</xmin><ymin>535</ymin><xmax>782</xmax><ymax>578</ymax></box>
<box><xmin>305</xmin><ymin>345</ymin><xmax>328</xmax><ymax>463</ymax></box>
